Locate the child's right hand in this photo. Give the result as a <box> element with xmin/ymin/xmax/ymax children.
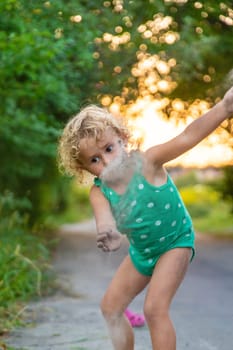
<box><xmin>223</xmin><ymin>86</ymin><xmax>233</xmax><ymax>115</ymax></box>
<box><xmin>97</xmin><ymin>229</ymin><xmax>122</xmax><ymax>252</ymax></box>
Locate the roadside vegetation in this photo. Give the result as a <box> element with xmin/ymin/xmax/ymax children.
<box><xmin>176</xmin><ymin>169</ymin><xmax>233</xmax><ymax>237</ymax></box>
<box><xmin>0</xmin><ymin>192</ymin><xmax>52</xmax><ymax>335</ymax></box>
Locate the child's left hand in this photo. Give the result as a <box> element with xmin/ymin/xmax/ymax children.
<box><xmin>97</xmin><ymin>230</ymin><xmax>122</xmax><ymax>252</ymax></box>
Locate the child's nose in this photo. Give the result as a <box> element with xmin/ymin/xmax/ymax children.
<box><xmin>102</xmin><ymin>154</ymin><xmax>112</xmax><ymax>166</ymax></box>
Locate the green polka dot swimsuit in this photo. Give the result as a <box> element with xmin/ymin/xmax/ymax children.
<box><xmin>94</xmin><ymin>172</ymin><xmax>195</xmax><ymax>276</ymax></box>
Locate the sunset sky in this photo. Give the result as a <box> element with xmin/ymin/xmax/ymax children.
<box><xmin>109</xmin><ymin>96</ymin><xmax>233</xmax><ymax>168</ymax></box>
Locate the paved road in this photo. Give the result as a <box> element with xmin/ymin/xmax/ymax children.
<box><xmin>5</xmin><ymin>220</ymin><xmax>233</xmax><ymax>350</ymax></box>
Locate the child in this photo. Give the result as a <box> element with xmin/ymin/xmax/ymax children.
<box><xmin>58</xmin><ymin>86</ymin><xmax>233</xmax><ymax>350</ymax></box>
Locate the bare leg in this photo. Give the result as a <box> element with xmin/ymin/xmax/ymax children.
<box><xmin>101</xmin><ymin>255</ymin><xmax>150</xmax><ymax>350</ymax></box>
<box><xmin>144</xmin><ymin>248</ymin><xmax>191</xmax><ymax>350</ymax></box>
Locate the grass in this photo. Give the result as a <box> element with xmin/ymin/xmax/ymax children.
<box><xmin>0</xmin><ymin>232</ymin><xmax>54</xmax><ymax>335</ymax></box>
<box><xmin>0</xmin><ymin>192</ymin><xmax>55</xmax><ymax>335</ymax></box>
<box><xmin>192</xmin><ymin>202</ymin><xmax>233</xmax><ymax>237</ymax></box>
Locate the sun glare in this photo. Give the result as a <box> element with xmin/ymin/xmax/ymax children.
<box><xmin>107</xmin><ymin>95</ymin><xmax>233</xmax><ymax>168</ymax></box>
<box><xmin>125</xmin><ymin>99</ymin><xmax>233</xmax><ymax>168</ymax></box>
<box><xmin>100</xmin><ymin>9</ymin><xmax>233</xmax><ymax>169</ymax></box>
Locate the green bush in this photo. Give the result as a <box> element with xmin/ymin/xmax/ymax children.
<box><xmin>214</xmin><ymin>166</ymin><xmax>233</xmax><ymax>213</ymax></box>
<box><xmin>178</xmin><ymin>181</ymin><xmax>233</xmax><ymax>235</ymax></box>
<box><xmin>193</xmin><ymin>202</ymin><xmax>233</xmax><ymax>235</ymax></box>
<box><xmin>47</xmin><ymin>179</ymin><xmax>93</xmax><ymax>226</ymax></box>
<box><xmin>172</xmin><ymin>170</ymin><xmax>199</xmax><ymax>188</ymax></box>
<box><xmin>0</xmin><ymin>0</ymin><xmax>100</xmax><ymax>226</ymax></box>
<box><xmin>180</xmin><ymin>184</ymin><xmax>219</xmax><ymax>205</ymax></box>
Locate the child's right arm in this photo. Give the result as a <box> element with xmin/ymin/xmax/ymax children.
<box><xmin>89</xmin><ymin>185</ymin><xmax>122</xmax><ymax>252</ymax></box>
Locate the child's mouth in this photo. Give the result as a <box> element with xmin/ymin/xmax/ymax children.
<box><xmin>100</xmin><ymin>150</ymin><xmax>128</xmax><ymax>185</ymax></box>
<box><xmin>100</xmin><ymin>150</ymin><xmax>143</xmax><ymax>187</ymax></box>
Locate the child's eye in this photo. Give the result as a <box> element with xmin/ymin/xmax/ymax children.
<box><xmin>106</xmin><ymin>145</ymin><xmax>113</xmax><ymax>152</ymax></box>
<box><xmin>91</xmin><ymin>156</ymin><xmax>100</xmax><ymax>163</ymax></box>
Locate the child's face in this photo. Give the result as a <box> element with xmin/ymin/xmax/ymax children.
<box><xmin>79</xmin><ymin>128</ymin><xmax>125</xmax><ymax>177</ymax></box>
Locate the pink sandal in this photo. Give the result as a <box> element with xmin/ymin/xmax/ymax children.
<box><xmin>124</xmin><ymin>308</ymin><xmax>146</xmax><ymax>327</ymax></box>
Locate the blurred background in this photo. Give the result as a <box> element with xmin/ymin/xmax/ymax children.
<box><xmin>0</xmin><ymin>0</ymin><xmax>232</xmax><ymax>333</ymax></box>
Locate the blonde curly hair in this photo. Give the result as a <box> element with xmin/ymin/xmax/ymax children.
<box><xmin>57</xmin><ymin>105</ymin><xmax>130</xmax><ymax>181</ymax></box>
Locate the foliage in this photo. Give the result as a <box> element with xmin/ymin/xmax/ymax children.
<box><xmin>193</xmin><ymin>201</ymin><xmax>233</xmax><ymax>236</ymax></box>
<box><xmin>57</xmin><ymin>181</ymin><xmax>92</xmax><ymax>223</ymax></box>
<box><xmin>89</xmin><ymin>0</ymin><xmax>233</xmax><ymax>100</ymax></box>
<box><xmin>161</xmin><ymin>1</ymin><xmax>233</xmax><ymax>98</ymax></box>
<box><xmin>177</xmin><ymin>172</ymin><xmax>233</xmax><ymax>236</ymax></box>
<box><xmin>171</xmin><ymin>169</ymin><xmax>199</xmax><ymax>188</ymax></box>
<box><xmin>0</xmin><ymin>191</ymin><xmax>52</xmax><ymax>333</ymax></box>
<box><xmin>43</xmin><ymin>179</ymin><xmax>92</xmax><ymax>227</ymax></box>
<box><xmin>0</xmin><ymin>0</ymin><xmax>101</xmax><ymax>221</ymax></box>
<box><xmin>213</xmin><ymin>166</ymin><xmax>233</xmax><ymax>212</ymax></box>
<box><xmin>1</xmin><ymin>0</ymin><xmax>232</xmax><ymax>222</ymax></box>
<box><xmin>180</xmin><ymin>184</ymin><xmax>220</xmax><ymax>217</ymax></box>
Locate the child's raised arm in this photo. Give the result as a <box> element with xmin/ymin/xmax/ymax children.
<box><xmin>146</xmin><ymin>86</ymin><xmax>233</xmax><ymax>167</ymax></box>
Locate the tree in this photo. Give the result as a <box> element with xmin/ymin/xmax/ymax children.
<box><xmin>91</xmin><ymin>0</ymin><xmax>233</xmax><ymax>100</ymax></box>
<box><xmin>0</xmin><ymin>0</ymin><xmax>101</xmax><ymax>220</ymax></box>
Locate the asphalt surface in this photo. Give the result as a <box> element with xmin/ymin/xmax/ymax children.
<box><xmin>5</xmin><ymin>219</ymin><xmax>233</xmax><ymax>350</ymax></box>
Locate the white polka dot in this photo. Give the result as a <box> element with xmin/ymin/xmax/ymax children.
<box><xmin>159</xmin><ymin>237</ymin><xmax>165</xmax><ymax>242</ymax></box>
<box><xmin>131</xmin><ymin>250</ymin><xmax>135</xmax><ymax>255</ymax></box>
<box><xmin>171</xmin><ymin>220</ymin><xmax>177</xmax><ymax>227</ymax></box>
<box><xmin>155</xmin><ymin>220</ymin><xmax>162</xmax><ymax>226</ymax></box>
<box><xmin>109</xmin><ymin>191</ymin><xmax>113</xmax><ymax>195</ymax></box>
<box><xmin>144</xmin><ymin>248</ymin><xmax>151</xmax><ymax>253</ymax></box>
<box><xmin>170</xmin><ymin>187</ymin><xmax>174</xmax><ymax>192</ymax></box>
<box><xmin>138</xmin><ymin>183</ymin><xmax>144</xmax><ymax>190</ymax></box>
<box><xmin>155</xmin><ymin>190</ymin><xmax>160</xmax><ymax>193</ymax></box>
<box><xmin>148</xmin><ymin>259</ymin><xmax>153</xmax><ymax>264</ymax></box>
<box><xmin>185</xmin><ymin>233</ymin><xmax>190</xmax><ymax>237</ymax></box>
<box><xmin>131</xmin><ymin>239</ymin><xmax>135</xmax><ymax>244</ymax></box>
<box><xmin>165</xmin><ymin>203</ymin><xmax>171</xmax><ymax>210</ymax></box>
<box><xmin>178</xmin><ymin>203</ymin><xmax>182</xmax><ymax>208</ymax></box>
<box><xmin>147</xmin><ymin>202</ymin><xmax>154</xmax><ymax>208</ymax></box>
<box><xmin>183</xmin><ymin>218</ymin><xmax>187</xmax><ymax>224</ymax></box>
<box><xmin>136</xmin><ymin>218</ymin><xmax>143</xmax><ymax>223</ymax></box>
<box><xmin>140</xmin><ymin>234</ymin><xmax>148</xmax><ymax>239</ymax></box>
<box><xmin>131</xmin><ymin>200</ymin><xmax>137</xmax><ymax>207</ymax></box>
